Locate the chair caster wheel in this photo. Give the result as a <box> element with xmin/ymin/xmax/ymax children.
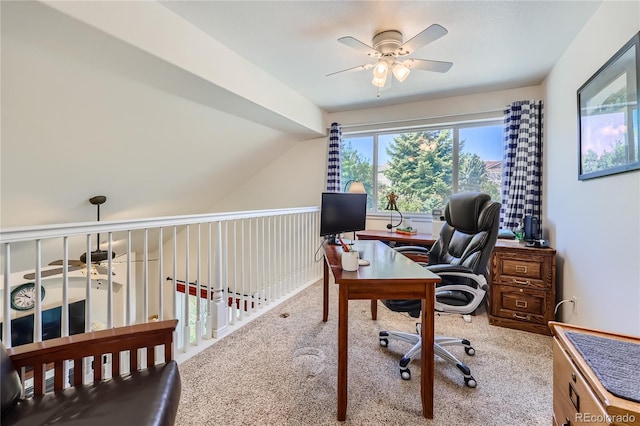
<box><xmin>379</xmin><ymin>338</ymin><xmax>388</xmax><ymax>347</ymax></box>
<box><xmin>464</xmin><ymin>376</ymin><xmax>477</xmax><ymax>388</ymax></box>
<box><xmin>400</xmin><ymin>368</ymin><xmax>411</xmax><ymax>380</ymax></box>
<box><xmin>465</xmin><ymin>346</ymin><xmax>475</xmax><ymax>356</ymax></box>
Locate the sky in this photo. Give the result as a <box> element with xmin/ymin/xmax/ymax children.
<box><xmin>346</xmin><ymin>123</ymin><xmax>504</xmax><ymax>166</ymax></box>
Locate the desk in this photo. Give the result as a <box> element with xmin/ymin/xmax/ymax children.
<box><xmin>356</xmin><ymin>229</ymin><xmax>436</xmax><ymax>246</ymax></box>
<box><xmin>322</xmin><ymin>240</ymin><xmax>441</xmax><ymax>421</ymax></box>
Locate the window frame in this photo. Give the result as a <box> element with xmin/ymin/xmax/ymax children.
<box><xmin>342</xmin><ymin>117</ymin><xmax>504</xmax><ymax>219</ymax></box>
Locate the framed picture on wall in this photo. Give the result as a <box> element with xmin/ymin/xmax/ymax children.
<box><xmin>577</xmin><ymin>32</ymin><xmax>639</xmax><ymax>180</ymax></box>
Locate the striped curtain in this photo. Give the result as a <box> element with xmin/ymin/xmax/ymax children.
<box><xmin>326</xmin><ymin>122</ymin><xmax>342</xmax><ymax>192</ymax></box>
<box><xmin>501</xmin><ymin>100</ymin><xmax>544</xmax><ymax>231</ymax></box>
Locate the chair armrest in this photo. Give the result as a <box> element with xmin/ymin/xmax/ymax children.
<box><xmin>428</xmin><ymin>264</ymin><xmax>488</xmax><ymax>290</ymax></box>
<box><xmin>6</xmin><ymin>319</ymin><xmax>178</xmax><ymax>397</ymax></box>
<box><xmin>429</xmin><ymin>265</ymin><xmax>489</xmax><ymax>315</ymax></box>
<box><xmin>394</xmin><ymin>246</ymin><xmax>430</xmax><ymax>265</ymax></box>
<box><xmin>426</xmin><ymin>264</ymin><xmax>473</xmax><ymax>275</ymax></box>
<box><xmin>394</xmin><ymin>246</ymin><xmax>430</xmax><ymax>254</ymax></box>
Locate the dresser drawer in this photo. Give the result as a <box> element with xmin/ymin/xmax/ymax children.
<box><xmin>491</xmin><ymin>251</ymin><xmax>554</xmax><ymax>289</ymax></box>
<box><xmin>553</xmin><ymin>339</ymin><xmax>610</xmax><ymax>425</ymax></box>
<box><xmin>502</xmin><ymin>258</ymin><xmax>542</xmax><ymax>280</ymax></box>
<box><xmin>489</xmin><ymin>242</ymin><xmax>556</xmax><ymax>335</ymax></box>
<box><xmin>490</xmin><ymin>284</ymin><xmax>548</xmax><ymax>325</ymax></box>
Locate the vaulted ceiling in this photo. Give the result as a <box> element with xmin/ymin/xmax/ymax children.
<box><xmin>1</xmin><ymin>1</ymin><xmax>603</xmax><ymax>228</ymax></box>
<box><xmin>161</xmin><ymin>1</ymin><xmax>602</xmax><ymax>112</ymax></box>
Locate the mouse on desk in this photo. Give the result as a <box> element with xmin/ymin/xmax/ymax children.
<box><xmin>358</xmin><ymin>259</ymin><xmax>370</xmax><ymax>266</ymax></box>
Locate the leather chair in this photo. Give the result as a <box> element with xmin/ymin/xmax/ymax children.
<box><xmin>1</xmin><ymin>320</ymin><xmax>181</xmax><ymax>426</ymax></box>
<box><xmin>378</xmin><ymin>192</ymin><xmax>500</xmax><ymax>387</ymax></box>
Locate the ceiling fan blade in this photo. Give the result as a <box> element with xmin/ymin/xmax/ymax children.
<box><xmin>326</xmin><ymin>63</ymin><xmax>374</xmax><ymax>77</ymax></box>
<box><xmin>23</xmin><ymin>265</ymin><xmax>83</xmax><ymax>280</ymax></box>
<box><xmin>49</xmin><ymin>259</ymin><xmax>85</xmax><ymax>267</ymax></box>
<box><xmin>337</xmin><ymin>36</ymin><xmax>380</xmax><ymax>57</ymax></box>
<box><xmin>404</xmin><ymin>58</ymin><xmax>453</xmax><ymax>73</ymax></box>
<box><xmin>400</xmin><ymin>24</ymin><xmax>448</xmax><ymax>55</ymax></box>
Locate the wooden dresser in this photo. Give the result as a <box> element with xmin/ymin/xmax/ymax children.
<box><xmin>550</xmin><ymin>322</ymin><xmax>640</xmax><ymax>426</ymax></box>
<box><xmin>488</xmin><ymin>239</ymin><xmax>556</xmax><ymax>335</ymax></box>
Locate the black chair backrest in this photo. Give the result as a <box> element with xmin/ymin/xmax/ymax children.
<box><xmin>428</xmin><ymin>192</ymin><xmax>500</xmax><ymax>276</ymax></box>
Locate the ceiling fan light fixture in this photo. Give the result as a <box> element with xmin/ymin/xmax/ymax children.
<box><xmin>372</xmin><ymin>60</ymin><xmax>388</xmax><ymax>79</ymax></box>
<box><xmin>371</xmin><ymin>74</ymin><xmax>387</xmax><ymax>88</ymax></box>
<box><xmin>392</xmin><ymin>62</ymin><xmax>411</xmax><ymax>82</ymax></box>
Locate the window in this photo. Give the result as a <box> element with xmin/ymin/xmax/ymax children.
<box><xmin>341</xmin><ymin>121</ymin><xmax>503</xmax><ymax>215</ymax></box>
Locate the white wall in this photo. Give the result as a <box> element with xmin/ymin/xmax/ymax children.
<box><xmin>545</xmin><ymin>1</ymin><xmax>640</xmax><ymax>335</ymax></box>
<box><xmin>329</xmin><ymin>85</ymin><xmax>543</xmax><ymax>131</ymax></box>
<box><xmin>0</xmin><ymin>1</ymin><xmax>320</xmax><ymax>229</ymax></box>
<box><xmin>213</xmin><ymin>136</ymin><xmax>328</xmax><ymax>211</ymax></box>
<box><xmin>220</xmin><ymin>85</ymin><xmax>544</xmax><ymax>213</ymax></box>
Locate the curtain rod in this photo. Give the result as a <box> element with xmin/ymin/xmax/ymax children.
<box><xmin>337</xmin><ymin>108</ymin><xmax>505</xmax><ymax>130</ymax></box>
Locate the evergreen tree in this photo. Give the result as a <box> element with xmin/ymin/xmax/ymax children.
<box><xmin>383</xmin><ymin>130</ymin><xmax>453</xmax><ymax>212</ymax></box>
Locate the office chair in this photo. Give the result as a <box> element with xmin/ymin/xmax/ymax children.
<box><xmin>378</xmin><ymin>192</ymin><xmax>500</xmax><ymax>388</ymax></box>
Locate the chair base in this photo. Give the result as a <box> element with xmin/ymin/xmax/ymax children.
<box><xmin>379</xmin><ymin>328</ymin><xmax>477</xmax><ymax>388</ymax></box>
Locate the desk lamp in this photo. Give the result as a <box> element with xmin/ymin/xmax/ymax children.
<box><xmin>344</xmin><ymin>180</ymin><xmax>366</xmax><ymax>194</ymax></box>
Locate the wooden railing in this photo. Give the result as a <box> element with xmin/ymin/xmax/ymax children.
<box><xmin>7</xmin><ymin>319</ymin><xmax>178</xmax><ymax>396</ymax></box>
<box><xmin>1</xmin><ymin>207</ymin><xmax>322</xmax><ymax>360</ymax></box>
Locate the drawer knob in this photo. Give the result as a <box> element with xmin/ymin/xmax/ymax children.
<box><xmin>571</xmin><ymin>372</ymin><xmax>576</xmax><ymax>382</ymax></box>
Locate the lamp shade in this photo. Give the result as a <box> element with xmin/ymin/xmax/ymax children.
<box><xmin>371</xmin><ymin>74</ymin><xmax>387</xmax><ymax>88</ymax></box>
<box><xmin>373</xmin><ymin>61</ymin><xmax>389</xmax><ymax>79</ymax></box>
<box><xmin>392</xmin><ymin>62</ymin><xmax>410</xmax><ymax>82</ymax></box>
<box><xmin>347</xmin><ymin>181</ymin><xmax>366</xmax><ymax>193</ymax></box>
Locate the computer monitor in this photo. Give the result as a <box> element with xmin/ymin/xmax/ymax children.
<box><xmin>320</xmin><ymin>192</ymin><xmax>367</xmax><ymax>244</ymax></box>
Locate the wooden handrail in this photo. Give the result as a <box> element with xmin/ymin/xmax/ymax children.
<box><xmin>7</xmin><ymin>319</ymin><xmax>178</xmax><ymax>396</ymax></box>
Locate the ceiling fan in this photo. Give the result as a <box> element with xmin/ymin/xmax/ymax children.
<box><xmin>23</xmin><ymin>195</ymin><xmax>118</xmax><ymax>280</ymax></box>
<box><xmin>327</xmin><ymin>24</ymin><xmax>453</xmax><ymax>91</ymax></box>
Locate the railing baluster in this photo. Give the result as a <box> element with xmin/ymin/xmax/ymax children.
<box><xmin>126</xmin><ymin>230</ymin><xmax>133</xmax><ymax>326</ymax></box>
<box><xmin>2</xmin><ymin>243</ymin><xmax>11</xmax><ymax>346</ymax></box>
<box><xmin>85</xmin><ymin>234</ymin><xmax>92</xmax><ymax>332</ymax></box>
<box><xmin>183</xmin><ymin>225</ymin><xmax>190</xmax><ymax>352</ymax></box>
<box><xmin>259</xmin><ymin>216</ymin><xmax>269</xmax><ymax>305</ymax></box>
<box><xmin>195</xmin><ymin>223</ymin><xmax>201</xmax><ymax>345</ymax></box>
<box><xmin>35</xmin><ymin>239</ymin><xmax>43</xmax><ymax>342</ymax></box>
<box><xmin>224</xmin><ymin>221</ymin><xmax>229</xmax><ymax>325</ymax></box>
<box><xmin>248</xmin><ymin>218</ymin><xmax>253</xmax><ymax>315</ymax></box>
<box><xmin>143</xmin><ymin>228</ymin><xmax>149</xmax><ymax>323</ymax></box>
<box><xmin>206</xmin><ymin>222</ymin><xmax>212</xmax><ymax>338</ymax></box>
<box><xmin>107</xmin><ymin>232</ymin><xmax>113</xmax><ymax>328</ymax></box>
<box><xmin>267</xmin><ymin>216</ymin><xmax>272</xmax><ymax>304</ymax></box>
<box><xmin>0</xmin><ymin>207</ymin><xmax>321</xmax><ymax>360</ymax></box>
<box><xmin>158</xmin><ymin>227</ymin><xmax>164</xmax><ymax>321</ymax></box>
<box><xmin>172</xmin><ymin>226</ymin><xmax>178</xmax><ymax>322</ymax></box>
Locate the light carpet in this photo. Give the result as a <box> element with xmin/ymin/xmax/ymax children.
<box><xmin>176</xmin><ymin>280</ymin><xmax>553</xmax><ymax>425</ymax></box>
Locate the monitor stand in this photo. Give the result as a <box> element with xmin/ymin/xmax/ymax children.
<box><xmin>326</xmin><ymin>235</ymin><xmax>341</xmax><ymax>245</ymax></box>
<box><xmin>325</xmin><ymin>235</ymin><xmax>356</xmax><ymax>245</ymax></box>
